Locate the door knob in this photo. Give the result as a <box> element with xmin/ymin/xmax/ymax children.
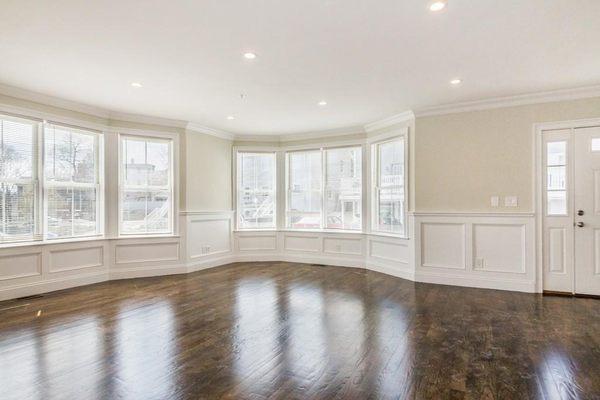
<box><xmin>578</xmin><ymin>210</ymin><xmax>585</xmax><ymax>216</ymax></box>
<box><xmin>577</xmin><ymin>222</ymin><xmax>585</xmax><ymax>227</ymax></box>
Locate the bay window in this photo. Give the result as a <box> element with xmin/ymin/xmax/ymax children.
<box><xmin>0</xmin><ymin>115</ymin><xmax>38</xmax><ymax>242</ymax></box>
<box><xmin>372</xmin><ymin>137</ymin><xmax>405</xmax><ymax>235</ymax></box>
<box><xmin>286</xmin><ymin>146</ymin><xmax>362</xmax><ymax>230</ymax></box>
<box><xmin>236</xmin><ymin>152</ymin><xmax>276</xmax><ymax>229</ymax></box>
<box><xmin>120</xmin><ymin>136</ymin><xmax>173</xmax><ymax>235</ymax></box>
<box><xmin>44</xmin><ymin>124</ymin><xmax>102</xmax><ymax>238</ymax></box>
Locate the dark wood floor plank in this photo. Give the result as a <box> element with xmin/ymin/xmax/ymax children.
<box><xmin>1</xmin><ymin>262</ymin><xmax>599</xmax><ymax>400</ymax></box>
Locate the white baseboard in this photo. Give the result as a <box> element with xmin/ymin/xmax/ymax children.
<box><xmin>415</xmin><ymin>271</ymin><xmax>536</xmax><ymax>293</ymax></box>
<box><xmin>109</xmin><ymin>265</ymin><xmax>188</xmax><ymax>280</ymax></box>
<box><xmin>0</xmin><ymin>271</ymin><xmax>109</xmax><ymax>302</ymax></box>
<box><xmin>367</xmin><ymin>261</ymin><xmax>415</xmax><ymax>281</ymax></box>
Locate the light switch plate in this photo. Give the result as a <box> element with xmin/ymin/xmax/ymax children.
<box><xmin>490</xmin><ymin>196</ymin><xmax>499</xmax><ymax>207</ymax></box>
<box><xmin>504</xmin><ymin>196</ymin><xmax>518</xmax><ymax>207</ymax></box>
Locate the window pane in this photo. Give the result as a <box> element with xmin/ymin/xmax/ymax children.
<box><xmin>45</xmin><ymin>126</ymin><xmax>96</xmax><ymax>183</ymax></box>
<box><xmin>1</xmin><ymin>119</ymin><xmax>34</xmax><ymax>180</ymax></box>
<box><xmin>123</xmin><ymin>138</ymin><xmax>148</xmax><ymax>186</ymax></box>
<box><xmin>324</xmin><ymin>147</ymin><xmax>362</xmax><ymax>230</ymax></box>
<box><xmin>288</xmin><ymin>151</ymin><xmax>322</xmax><ymax>228</ymax></box>
<box><xmin>120</xmin><ymin>137</ymin><xmax>173</xmax><ymax>235</ymax></box>
<box><xmin>122</xmin><ymin>190</ymin><xmax>170</xmax><ymax>234</ymax></box>
<box><xmin>73</xmin><ymin>188</ymin><xmax>97</xmax><ymax>236</ymax></box>
<box><xmin>547</xmin><ymin>191</ymin><xmax>567</xmax><ymax>215</ymax></box>
<box><xmin>547</xmin><ymin>141</ymin><xmax>566</xmax><ymax>166</ymax></box>
<box><xmin>47</xmin><ymin>187</ymin><xmax>97</xmax><ymax>238</ymax></box>
<box><xmin>238</xmin><ymin>152</ymin><xmax>276</xmax><ymax>229</ymax></box>
<box><xmin>147</xmin><ymin>141</ymin><xmax>170</xmax><ymax>186</ymax></box>
<box><xmin>374</xmin><ymin>139</ymin><xmax>405</xmax><ymax>235</ymax></box>
<box><xmin>377</xmin><ymin>188</ymin><xmax>404</xmax><ymax>233</ymax></box>
<box><xmin>547</xmin><ymin>166</ymin><xmax>566</xmax><ymax>190</ymax></box>
<box><xmin>0</xmin><ymin>117</ymin><xmax>36</xmax><ymax>242</ymax></box>
<box><xmin>0</xmin><ymin>183</ymin><xmax>35</xmax><ymax>239</ymax></box>
<box><xmin>46</xmin><ymin>188</ymin><xmax>73</xmax><ymax>238</ymax></box>
<box><xmin>379</xmin><ymin>140</ymin><xmax>403</xmax><ymax>187</ymax></box>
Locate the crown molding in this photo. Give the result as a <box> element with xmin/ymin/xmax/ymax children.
<box><xmin>364</xmin><ymin>111</ymin><xmax>415</xmax><ymax>132</ymax></box>
<box><xmin>186</xmin><ymin>122</ymin><xmax>235</xmax><ymax>140</ymax></box>
<box><xmin>0</xmin><ymin>82</ymin><xmax>188</xmax><ymax>129</ymax></box>
<box><xmin>414</xmin><ymin>84</ymin><xmax>600</xmax><ymax>117</ymax></box>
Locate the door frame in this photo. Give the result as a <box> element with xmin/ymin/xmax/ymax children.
<box><xmin>534</xmin><ymin>117</ymin><xmax>600</xmax><ymax>293</ymax></box>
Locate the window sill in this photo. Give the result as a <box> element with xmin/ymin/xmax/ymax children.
<box><xmin>0</xmin><ymin>234</ymin><xmax>181</xmax><ymax>249</ymax></box>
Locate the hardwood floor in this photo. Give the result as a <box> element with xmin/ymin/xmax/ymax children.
<box><xmin>0</xmin><ymin>262</ymin><xmax>599</xmax><ymax>400</ymax></box>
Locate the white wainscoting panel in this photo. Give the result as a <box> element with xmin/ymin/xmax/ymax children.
<box><xmin>284</xmin><ymin>233</ymin><xmax>321</xmax><ymax>253</ymax></box>
<box><xmin>186</xmin><ymin>213</ymin><xmax>233</xmax><ymax>259</ymax></box>
<box><xmin>114</xmin><ymin>240</ymin><xmax>180</xmax><ymax>265</ymax></box>
<box><xmin>323</xmin><ymin>236</ymin><xmax>363</xmax><ymax>256</ymax></box>
<box><xmin>414</xmin><ymin>213</ymin><xmax>535</xmax><ymax>292</ymax></box>
<box><xmin>49</xmin><ymin>244</ymin><xmax>105</xmax><ymax>273</ymax></box>
<box><xmin>473</xmin><ymin>224</ymin><xmax>526</xmax><ymax>273</ymax></box>
<box><xmin>420</xmin><ymin>222</ymin><xmax>466</xmax><ymax>269</ymax></box>
<box><xmin>237</xmin><ymin>232</ymin><xmax>278</xmax><ymax>252</ymax></box>
<box><xmin>0</xmin><ymin>249</ymin><xmax>42</xmax><ymax>281</ymax></box>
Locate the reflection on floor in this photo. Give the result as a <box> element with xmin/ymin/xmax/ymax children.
<box><xmin>0</xmin><ymin>262</ymin><xmax>599</xmax><ymax>399</ymax></box>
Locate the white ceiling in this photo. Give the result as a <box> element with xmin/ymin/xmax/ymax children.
<box><xmin>1</xmin><ymin>0</ymin><xmax>599</xmax><ymax>135</ymax></box>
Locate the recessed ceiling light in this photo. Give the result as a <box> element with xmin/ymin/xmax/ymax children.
<box><xmin>130</xmin><ymin>82</ymin><xmax>143</xmax><ymax>88</ymax></box>
<box><xmin>243</xmin><ymin>52</ymin><xmax>257</xmax><ymax>59</ymax></box>
<box><xmin>318</xmin><ymin>100</ymin><xmax>327</xmax><ymax>106</ymax></box>
<box><xmin>429</xmin><ymin>1</ymin><xmax>447</xmax><ymax>12</ymax></box>
<box><xmin>450</xmin><ymin>78</ymin><xmax>462</xmax><ymax>85</ymax></box>
<box><xmin>227</xmin><ymin>115</ymin><xmax>235</xmax><ymax>120</ymax></box>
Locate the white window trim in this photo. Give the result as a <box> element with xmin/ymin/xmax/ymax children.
<box><xmin>42</xmin><ymin>123</ymin><xmax>105</xmax><ymax>240</ymax></box>
<box><xmin>368</xmin><ymin>129</ymin><xmax>408</xmax><ymax>238</ymax></box>
<box><xmin>118</xmin><ymin>133</ymin><xmax>176</xmax><ymax>237</ymax></box>
<box><xmin>234</xmin><ymin>149</ymin><xmax>277</xmax><ymax>231</ymax></box>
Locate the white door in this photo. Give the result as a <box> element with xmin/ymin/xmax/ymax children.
<box><xmin>542</xmin><ymin>130</ymin><xmax>574</xmax><ymax>293</ymax></box>
<box><xmin>573</xmin><ymin>126</ymin><xmax>600</xmax><ymax>296</ymax></box>
<box><xmin>543</xmin><ymin>126</ymin><xmax>600</xmax><ymax>296</ymax></box>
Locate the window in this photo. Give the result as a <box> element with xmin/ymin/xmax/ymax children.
<box><xmin>236</xmin><ymin>152</ymin><xmax>276</xmax><ymax>229</ymax></box>
<box><xmin>324</xmin><ymin>147</ymin><xmax>362</xmax><ymax>230</ymax></box>
<box><xmin>372</xmin><ymin>138</ymin><xmax>405</xmax><ymax>235</ymax></box>
<box><xmin>546</xmin><ymin>141</ymin><xmax>567</xmax><ymax>215</ymax></box>
<box><xmin>287</xmin><ymin>150</ymin><xmax>322</xmax><ymax>229</ymax></box>
<box><xmin>120</xmin><ymin>136</ymin><xmax>173</xmax><ymax>235</ymax></box>
<box><xmin>44</xmin><ymin>124</ymin><xmax>102</xmax><ymax>239</ymax></box>
<box><xmin>0</xmin><ymin>115</ymin><xmax>38</xmax><ymax>242</ymax></box>
<box><xmin>286</xmin><ymin>147</ymin><xmax>363</xmax><ymax>230</ymax></box>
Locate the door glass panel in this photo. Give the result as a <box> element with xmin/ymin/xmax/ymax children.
<box><xmin>547</xmin><ymin>141</ymin><xmax>566</xmax><ymax>166</ymax></box>
<box><xmin>546</xmin><ymin>141</ymin><xmax>567</xmax><ymax>216</ymax></box>
<box><xmin>547</xmin><ymin>166</ymin><xmax>566</xmax><ymax>190</ymax></box>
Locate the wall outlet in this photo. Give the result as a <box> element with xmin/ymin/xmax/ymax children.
<box><xmin>475</xmin><ymin>258</ymin><xmax>485</xmax><ymax>268</ymax></box>
<box><xmin>490</xmin><ymin>196</ymin><xmax>499</xmax><ymax>207</ymax></box>
<box><xmin>201</xmin><ymin>245</ymin><xmax>211</xmax><ymax>254</ymax></box>
<box><xmin>504</xmin><ymin>196</ymin><xmax>518</xmax><ymax>207</ymax></box>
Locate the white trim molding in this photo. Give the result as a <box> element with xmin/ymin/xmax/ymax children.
<box><xmin>415</xmin><ymin>84</ymin><xmax>600</xmax><ymax>117</ymax></box>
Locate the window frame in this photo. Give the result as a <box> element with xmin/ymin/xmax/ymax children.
<box><xmin>118</xmin><ymin>134</ymin><xmax>175</xmax><ymax>236</ymax></box>
<box><xmin>235</xmin><ymin>150</ymin><xmax>277</xmax><ymax>231</ymax></box>
<box><xmin>42</xmin><ymin>123</ymin><xmax>104</xmax><ymax>240</ymax></box>
<box><xmin>0</xmin><ymin>113</ymin><xmax>41</xmax><ymax>243</ymax></box>
<box><xmin>370</xmin><ymin>133</ymin><xmax>407</xmax><ymax>238</ymax></box>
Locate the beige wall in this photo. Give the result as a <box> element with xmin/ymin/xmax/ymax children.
<box><xmin>415</xmin><ymin>96</ymin><xmax>600</xmax><ymax>212</ymax></box>
<box><xmin>185</xmin><ymin>132</ymin><xmax>232</xmax><ymax>211</ymax></box>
